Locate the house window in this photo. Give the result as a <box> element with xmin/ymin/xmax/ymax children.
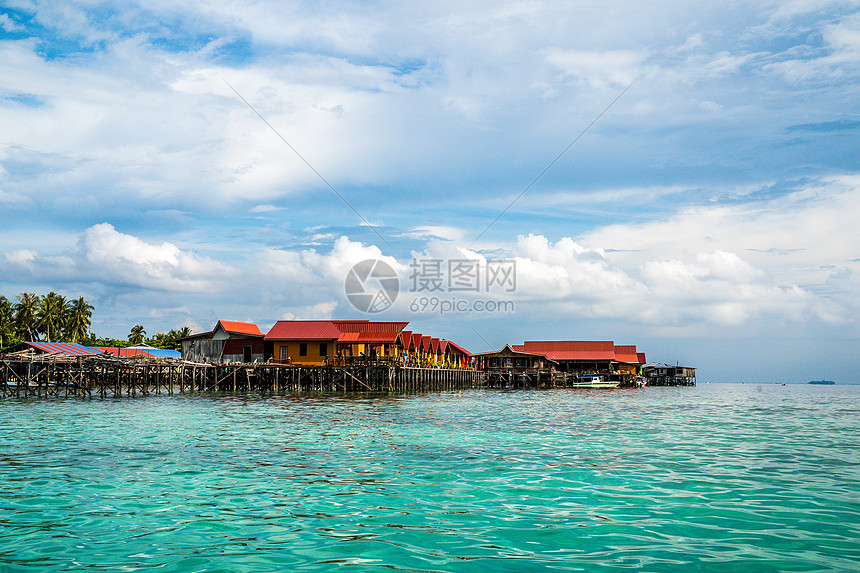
<box><xmin>490</xmin><ymin>358</ymin><xmax>500</xmax><ymax>367</ymax></box>
<box><xmin>515</xmin><ymin>358</ymin><xmax>525</xmax><ymax>368</ymax></box>
<box><xmin>279</xmin><ymin>345</ymin><xmax>288</xmax><ymax>362</ymax></box>
<box><xmin>320</xmin><ymin>343</ymin><xmax>328</xmax><ymax>356</ymax></box>
<box><xmin>299</xmin><ymin>343</ymin><xmax>308</xmax><ymax>356</ymax></box>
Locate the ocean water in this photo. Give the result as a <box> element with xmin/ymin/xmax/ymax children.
<box><xmin>1</xmin><ymin>384</ymin><xmax>858</xmax><ymax>572</ymax></box>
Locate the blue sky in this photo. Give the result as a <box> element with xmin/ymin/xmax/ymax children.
<box><xmin>1</xmin><ymin>0</ymin><xmax>859</xmax><ymax>382</ymax></box>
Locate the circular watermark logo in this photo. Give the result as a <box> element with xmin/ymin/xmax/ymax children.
<box><xmin>344</xmin><ymin>259</ymin><xmax>399</xmax><ymax>313</ymax></box>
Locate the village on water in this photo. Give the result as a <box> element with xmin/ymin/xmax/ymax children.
<box><xmin>0</xmin><ymin>312</ymin><xmax>696</xmax><ymax>397</ymax></box>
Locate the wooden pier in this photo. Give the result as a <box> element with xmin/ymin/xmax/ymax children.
<box><xmin>1</xmin><ymin>354</ymin><xmax>694</xmax><ymax>398</ymax></box>
<box><xmin>0</xmin><ymin>354</ymin><xmax>485</xmax><ymax>397</ymax></box>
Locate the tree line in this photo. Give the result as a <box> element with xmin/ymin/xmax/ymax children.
<box><xmin>0</xmin><ymin>292</ymin><xmax>190</xmax><ymax>351</ymax></box>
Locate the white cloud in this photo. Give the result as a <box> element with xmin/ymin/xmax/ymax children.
<box><xmin>0</xmin><ymin>188</ymin><xmax>33</xmax><ymax>205</ymax></box>
<box><xmin>250</xmin><ymin>204</ymin><xmax>282</xmax><ymax>213</ymax></box>
<box><xmin>2</xmin><ymin>248</ymin><xmax>78</xmax><ymax>281</ymax></box>
<box><xmin>1</xmin><ymin>223</ymin><xmax>236</xmax><ymax>292</ymax></box>
<box><xmin>1</xmin><ymin>0</ymin><xmax>859</xmax><ymax>363</ymax></box>
<box><xmin>676</xmin><ymin>33</ymin><xmax>705</xmax><ymax>53</ymax></box>
<box><xmin>394</xmin><ymin>231</ymin><xmax>816</xmax><ymax>329</ymax></box>
<box><xmin>406</xmin><ymin>225</ymin><xmax>467</xmax><ymax>242</ymax></box>
<box><xmin>0</xmin><ymin>13</ymin><xmax>20</xmax><ymax>32</ymax></box>
<box><xmin>584</xmin><ymin>175</ymin><xmax>860</xmax><ymax>283</ymax></box>
<box><xmin>534</xmin><ymin>184</ymin><xmax>691</xmax><ymax>207</ymax></box>
<box><xmin>256</xmin><ymin>235</ymin><xmax>404</xmax><ymax>316</ymax></box>
<box><xmin>391</xmin><ymin>174</ymin><xmax>860</xmax><ymax>329</ymax></box>
<box><xmin>81</xmin><ymin>223</ymin><xmax>235</xmax><ymax>291</ymax></box>
<box><xmin>282</xmin><ymin>302</ymin><xmax>337</xmax><ymax>320</ymax></box>
<box><xmin>576</xmin><ymin>176</ymin><xmax>860</xmax><ymax>325</ymax></box>
<box><xmin>1</xmin><ymin>0</ymin><xmax>853</xmax><ymax>224</ymax></box>
<box><xmin>544</xmin><ymin>48</ymin><xmax>646</xmax><ymax>90</ymax></box>
<box><xmin>262</xmin><ymin>235</ymin><xmax>403</xmax><ymax>283</ymax></box>
<box><xmin>1</xmin><ymin>180</ymin><xmax>856</xmax><ymax>339</ymax></box>
<box><xmin>4</xmin><ymin>249</ymin><xmax>39</xmax><ymax>266</ymax></box>
<box><xmin>764</xmin><ymin>12</ymin><xmax>860</xmax><ymax>82</ymax></box>
<box><xmin>768</xmin><ymin>0</ymin><xmax>860</xmax><ymax>22</ymax></box>
<box><xmin>148</xmin><ymin>305</ymin><xmax>193</xmax><ymax>319</ymax></box>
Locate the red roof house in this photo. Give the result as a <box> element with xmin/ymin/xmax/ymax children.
<box><xmin>265</xmin><ymin>320</ymin><xmax>408</xmax><ymax>365</ymax></box>
<box><xmin>180</xmin><ymin>320</ymin><xmax>264</xmax><ymax>363</ymax></box>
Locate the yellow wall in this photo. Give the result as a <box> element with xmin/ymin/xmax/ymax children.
<box><xmin>275</xmin><ymin>341</ymin><xmax>400</xmax><ymax>365</ymax></box>
<box><xmin>274</xmin><ymin>340</ymin><xmax>335</xmax><ymax>365</ymax></box>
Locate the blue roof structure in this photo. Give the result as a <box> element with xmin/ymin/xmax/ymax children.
<box><xmin>127</xmin><ymin>345</ymin><xmax>181</xmax><ymax>358</ymax></box>
<box><xmin>10</xmin><ymin>342</ymin><xmax>181</xmax><ymax>359</ymax></box>
<box><xmin>22</xmin><ymin>342</ymin><xmax>102</xmax><ymax>356</ymax></box>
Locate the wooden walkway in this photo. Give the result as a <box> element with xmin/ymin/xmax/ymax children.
<box><xmin>0</xmin><ymin>355</ymin><xmax>485</xmax><ymax>397</ymax></box>
<box><xmin>0</xmin><ymin>355</ymin><xmax>691</xmax><ymax>398</ymax></box>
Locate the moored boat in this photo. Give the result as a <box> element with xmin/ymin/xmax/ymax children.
<box><xmin>570</xmin><ymin>375</ymin><xmax>620</xmax><ymax>388</ymax></box>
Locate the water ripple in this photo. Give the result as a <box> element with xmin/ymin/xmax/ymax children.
<box><xmin>1</xmin><ymin>385</ymin><xmax>859</xmax><ymax>571</ymax></box>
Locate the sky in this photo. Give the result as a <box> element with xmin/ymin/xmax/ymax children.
<box><xmin>1</xmin><ymin>0</ymin><xmax>859</xmax><ymax>383</ymax></box>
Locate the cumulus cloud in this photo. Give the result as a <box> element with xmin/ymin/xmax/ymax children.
<box><xmin>81</xmin><ymin>223</ymin><xmax>236</xmax><ymax>291</ymax></box>
<box><xmin>1</xmin><ymin>0</ymin><xmax>856</xmax><ymax>226</ymax></box>
<box><xmin>576</xmin><ymin>176</ymin><xmax>860</xmax><ymax>325</ymax></box>
<box><xmin>584</xmin><ymin>175</ymin><xmax>860</xmax><ymax>284</ymax></box>
<box><xmin>1</xmin><ymin>0</ymin><xmax>859</xmax><ymax>356</ymax></box>
<box><xmin>1</xmin><ymin>223</ymin><xmax>235</xmax><ymax>292</ymax></box>
<box><xmin>394</xmin><ymin>231</ymin><xmax>817</xmax><ymax>329</ymax></box>
<box><xmin>262</xmin><ymin>235</ymin><xmax>403</xmax><ymax>284</ymax></box>
<box><xmin>2</xmin><ymin>248</ymin><xmax>79</xmax><ymax>282</ymax></box>
<box><xmin>0</xmin><ymin>194</ymin><xmax>854</xmax><ymax>338</ymax></box>
<box><xmin>254</xmin><ymin>235</ymin><xmax>405</xmax><ymax>317</ymax></box>
<box><xmin>499</xmin><ymin>235</ymin><xmax>817</xmax><ymax>327</ymax></box>
<box><xmin>394</xmin><ymin>175</ymin><xmax>860</xmax><ymax>329</ymax></box>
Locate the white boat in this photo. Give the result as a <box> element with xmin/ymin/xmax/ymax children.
<box><xmin>570</xmin><ymin>375</ymin><xmax>620</xmax><ymax>388</ymax></box>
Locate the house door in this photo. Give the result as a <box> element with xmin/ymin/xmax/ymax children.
<box><xmin>243</xmin><ymin>345</ymin><xmax>252</xmax><ymax>363</ymax></box>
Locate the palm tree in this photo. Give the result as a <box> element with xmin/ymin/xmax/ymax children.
<box><xmin>148</xmin><ymin>332</ymin><xmax>169</xmax><ymax>348</ymax></box>
<box><xmin>66</xmin><ymin>297</ymin><xmax>94</xmax><ymax>343</ymax></box>
<box><xmin>164</xmin><ymin>327</ymin><xmax>192</xmax><ymax>350</ymax></box>
<box><xmin>13</xmin><ymin>292</ymin><xmax>40</xmax><ymax>341</ymax></box>
<box><xmin>128</xmin><ymin>324</ymin><xmax>146</xmax><ymax>345</ymax></box>
<box><xmin>0</xmin><ymin>296</ymin><xmax>15</xmax><ymax>348</ymax></box>
<box><xmin>37</xmin><ymin>292</ymin><xmax>67</xmax><ymax>342</ymax></box>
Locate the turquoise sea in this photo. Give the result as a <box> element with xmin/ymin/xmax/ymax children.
<box><xmin>1</xmin><ymin>384</ymin><xmax>859</xmax><ymax>572</ymax></box>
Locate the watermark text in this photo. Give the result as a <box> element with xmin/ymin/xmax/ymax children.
<box><xmin>409</xmin><ymin>296</ymin><xmax>515</xmax><ymax>315</ymax></box>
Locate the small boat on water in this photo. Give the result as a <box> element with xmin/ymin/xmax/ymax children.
<box><xmin>570</xmin><ymin>375</ymin><xmax>620</xmax><ymax>388</ymax></box>
<box><xmin>633</xmin><ymin>375</ymin><xmax>647</xmax><ymax>388</ymax></box>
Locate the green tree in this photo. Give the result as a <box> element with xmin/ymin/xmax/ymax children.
<box><xmin>147</xmin><ymin>332</ymin><xmax>169</xmax><ymax>348</ymax></box>
<box><xmin>13</xmin><ymin>292</ymin><xmax>40</xmax><ymax>341</ymax></box>
<box><xmin>0</xmin><ymin>295</ymin><xmax>16</xmax><ymax>348</ymax></box>
<box><xmin>66</xmin><ymin>297</ymin><xmax>94</xmax><ymax>343</ymax></box>
<box><xmin>128</xmin><ymin>324</ymin><xmax>146</xmax><ymax>345</ymax></box>
<box><xmin>163</xmin><ymin>327</ymin><xmax>191</xmax><ymax>350</ymax></box>
<box><xmin>36</xmin><ymin>292</ymin><xmax>67</xmax><ymax>342</ymax></box>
